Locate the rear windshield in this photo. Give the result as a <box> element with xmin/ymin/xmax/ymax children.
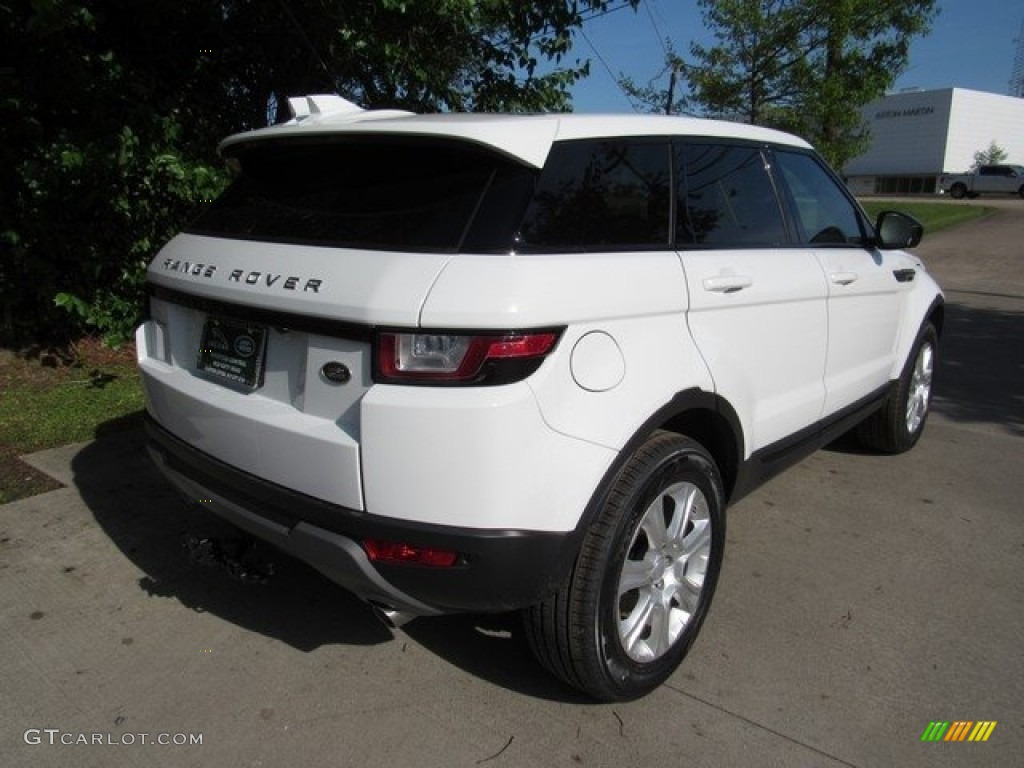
<box><xmin>188</xmin><ymin>138</ymin><xmax>536</xmax><ymax>252</ymax></box>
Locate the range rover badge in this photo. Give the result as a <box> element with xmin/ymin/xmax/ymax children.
<box><xmin>320</xmin><ymin>361</ymin><xmax>351</xmax><ymax>385</ymax></box>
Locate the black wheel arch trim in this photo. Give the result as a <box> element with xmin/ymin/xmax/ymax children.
<box><xmin>570</xmin><ymin>388</ymin><xmax>744</xmax><ymax>541</ymax></box>
<box><xmin>925</xmin><ymin>295</ymin><xmax>946</xmax><ymax>338</ymax></box>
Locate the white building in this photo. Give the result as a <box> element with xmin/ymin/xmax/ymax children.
<box><xmin>844</xmin><ymin>88</ymin><xmax>1024</xmax><ymax>195</ymax></box>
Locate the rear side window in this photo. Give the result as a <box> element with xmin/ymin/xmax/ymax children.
<box><xmin>677</xmin><ymin>144</ymin><xmax>786</xmax><ymax>247</ymax></box>
<box><xmin>515</xmin><ymin>140</ymin><xmax>671</xmax><ymax>251</ymax></box>
<box><xmin>773</xmin><ymin>151</ymin><xmax>868</xmax><ymax>245</ymax></box>
<box><xmin>188</xmin><ymin>139</ymin><xmax>534</xmax><ymax>252</ymax></box>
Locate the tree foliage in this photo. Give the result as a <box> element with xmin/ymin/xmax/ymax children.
<box><xmin>621</xmin><ymin>0</ymin><xmax>937</xmax><ymax>168</ymax></box>
<box><xmin>973</xmin><ymin>141</ymin><xmax>1009</xmax><ymax>168</ymax></box>
<box><xmin>687</xmin><ymin>0</ymin><xmax>811</xmax><ymax>128</ymax></box>
<box><xmin>1</xmin><ymin>0</ymin><xmax>633</xmax><ymax>344</ymax></box>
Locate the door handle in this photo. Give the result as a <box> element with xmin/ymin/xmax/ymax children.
<box><xmin>829</xmin><ymin>271</ymin><xmax>859</xmax><ymax>286</ymax></box>
<box><xmin>893</xmin><ymin>268</ymin><xmax>916</xmax><ymax>283</ymax></box>
<box><xmin>703</xmin><ymin>274</ymin><xmax>753</xmax><ymax>293</ymax></box>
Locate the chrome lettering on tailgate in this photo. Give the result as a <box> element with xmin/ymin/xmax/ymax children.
<box><xmin>162</xmin><ymin>258</ymin><xmax>218</xmax><ymax>278</ymax></box>
<box><xmin>228</xmin><ymin>269</ymin><xmax>323</xmax><ymax>293</ymax></box>
<box><xmin>158</xmin><ymin>259</ymin><xmax>323</xmax><ymax>293</ymax></box>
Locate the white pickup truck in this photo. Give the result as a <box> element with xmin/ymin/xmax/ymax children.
<box><xmin>939</xmin><ymin>164</ymin><xmax>1024</xmax><ymax>199</ymax></box>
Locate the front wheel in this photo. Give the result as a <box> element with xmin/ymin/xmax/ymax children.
<box><xmin>949</xmin><ymin>183</ymin><xmax>967</xmax><ymax>199</ymax></box>
<box><xmin>524</xmin><ymin>432</ymin><xmax>725</xmax><ymax>701</ymax></box>
<box><xmin>858</xmin><ymin>323</ymin><xmax>938</xmax><ymax>453</ymax></box>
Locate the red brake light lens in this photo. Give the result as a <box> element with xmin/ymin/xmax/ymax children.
<box><xmin>484</xmin><ymin>334</ymin><xmax>558</xmax><ymax>358</ymax></box>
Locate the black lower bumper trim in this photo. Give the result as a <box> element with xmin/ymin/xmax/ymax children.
<box><xmin>144</xmin><ymin>416</ymin><xmax>579</xmax><ymax>613</ymax></box>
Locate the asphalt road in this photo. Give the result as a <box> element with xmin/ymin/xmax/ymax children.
<box><xmin>2</xmin><ymin>199</ymin><xmax>1022</xmax><ymax>767</ymax></box>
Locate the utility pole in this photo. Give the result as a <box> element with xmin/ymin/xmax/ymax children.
<box><xmin>665</xmin><ymin>62</ymin><xmax>681</xmax><ymax>115</ymax></box>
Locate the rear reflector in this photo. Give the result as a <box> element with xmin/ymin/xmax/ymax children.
<box><xmin>363</xmin><ymin>539</ymin><xmax>459</xmax><ymax>568</ymax></box>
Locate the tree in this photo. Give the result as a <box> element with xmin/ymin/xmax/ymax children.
<box><xmin>973</xmin><ymin>141</ymin><xmax>1009</xmax><ymax>167</ymax></box>
<box><xmin>216</xmin><ymin>0</ymin><xmax>639</xmax><ymax>124</ymax></box>
<box><xmin>621</xmin><ymin>1</ymin><xmax>937</xmax><ymax>168</ymax></box>
<box><xmin>687</xmin><ymin>0</ymin><xmax>812</xmax><ymax>128</ymax></box>
<box><xmin>1</xmin><ymin>0</ymin><xmax>635</xmax><ymax>344</ymax></box>
<box><xmin>1</xmin><ymin>1</ymin><xmax>229</xmax><ymax>343</ymax></box>
<box><xmin>801</xmin><ymin>0</ymin><xmax>938</xmax><ymax>168</ymax></box>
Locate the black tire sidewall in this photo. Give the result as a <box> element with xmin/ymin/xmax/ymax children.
<box><xmin>892</xmin><ymin>324</ymin><xmax>938</xmax><ymax>451</ymax></box>
<box><xmin>591</xmin><ymin>439</ymin><xmax>725</xmax><ymax>698</ymax></box>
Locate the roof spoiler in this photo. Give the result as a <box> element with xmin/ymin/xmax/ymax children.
<box><xmin>286</xmin><ymin>94</ymin><xmax>364</xmax><ymax>122</ymax></box>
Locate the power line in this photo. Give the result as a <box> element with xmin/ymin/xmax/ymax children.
<box><xmin>276</xmin><ymin>0</ymin><xmax>333</xmax><ymax>82</ymax></box>
<box><xmin>580</xmin><ymin>1</ymin><xmax>637</xmax><ymax>25</ymax></box>
<box><xmin>642</xmin><ymin>0</ymin><xmax>672</xmax><ymax>60</ymax></box>
<box><xmin>579</xmin><ymin>26</ymin><xmax>641</xmax><ymax>112</ymax></box>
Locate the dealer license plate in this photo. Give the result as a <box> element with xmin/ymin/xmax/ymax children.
<box><xmin>196</xmin><ymin>317</ymin><xmax>268</xmax><ymax>389</ymax></box>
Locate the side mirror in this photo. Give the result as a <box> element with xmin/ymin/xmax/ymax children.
<box><xmin>874</xmin><ymin>210</ymin><xmax>923</xmax><ymax>249</ymax></box>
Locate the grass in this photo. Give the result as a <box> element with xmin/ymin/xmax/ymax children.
<box><xmin>0</xmin><ymin>339</ymin><xmax>144</xmax><ymax>504</ymax></box>
<box><xmin>859</xmin><ymin>200</ymin><xmax>993</xmax><ymax>235</ymax></box>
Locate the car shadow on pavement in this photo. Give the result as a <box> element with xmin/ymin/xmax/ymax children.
<box><xmin>70</xmin><ymin>428</ymin><xmax>582</xmax><ymax>700</ymax></box>
<box><xmin>931</xmin><ymin>297</ymin><xmax>1024</xmax><ymax>436</ymax></box>
<box><xmin>71</xmin><ymin>429</ymin><xmax>390</xmax><ymax>651</ymax></box>
<box><xmin>828</xmin><ymin>296</ymin><xmax>1023</xmax><ymax>455</ymax></box>
<box><xmin>403</xmin><ymin>613</ymin><xmax>594</xmax><ymax>703</ymax></box>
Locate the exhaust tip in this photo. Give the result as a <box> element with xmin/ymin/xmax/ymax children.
<box><xmin>369</xmin><ymin>602</ymin><xmax>417</xmax><ymax>629</ymax></box>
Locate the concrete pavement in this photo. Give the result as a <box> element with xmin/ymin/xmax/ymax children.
<box><xmin>1</xmin><ymin>199</ymin><xmax>1021</xmax><ymax>767</ymax></box>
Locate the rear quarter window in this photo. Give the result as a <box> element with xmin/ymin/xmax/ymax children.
<box><xmin>515</xmin><ymin>140</ymin><xmax>671</xmax><ymax>251</ymax></box>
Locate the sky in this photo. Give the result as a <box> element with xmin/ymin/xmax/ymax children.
<box><xmin>567</xmin><ymin>0</ymin><xmax>1024</xmax><ymax>113</ymax></box>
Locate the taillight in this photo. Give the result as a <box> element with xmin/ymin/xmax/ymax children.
<box><xmin>363</xmin><ymin>539</ymin><xmax>459</xmax><ymax>567</ymax></box>
<box><xmin>375</xmin><ymin>330</ymin><xmax>560</xmax><ymax>385</ymax></box>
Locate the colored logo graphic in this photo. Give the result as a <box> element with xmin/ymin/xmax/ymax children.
<box><xmin>921</xmin><ymin>721</ymin><xmax>997</xmax><ymax>742</ymax></box>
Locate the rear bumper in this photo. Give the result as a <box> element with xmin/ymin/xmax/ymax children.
<box><xmin>144</xmin><ymin>416</ymin><xmax>581</xmax><ymax>615</ymax></box>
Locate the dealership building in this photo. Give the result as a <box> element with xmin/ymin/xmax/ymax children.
<box><xmin>843</xmin><ymin>88</ymin><xmax>1024</xmax><ymax>195</ymax></box>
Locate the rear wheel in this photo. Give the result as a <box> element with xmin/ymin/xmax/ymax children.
<box><xmin>858</xmin><ymin>323</ymin><xmax>937</xmax><ymax>453</ymax></box>
<box><xmin>524</xmin><ymin>432</ymin><xmax>725</xmax><ymax>701</ymax></box>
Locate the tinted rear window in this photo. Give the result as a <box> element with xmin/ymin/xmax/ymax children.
<box><xmin>677</xmin><ymin>144</ymin><xmax>786</xmax><ymax>247</ymax></box>
<box><xmin>515</xmin><ymin>140</ymin><xmax>671</xmax><ymax>251</ymax></box>
<box><xmin>188</xmin><ymin>139</ymin><xmax>535</xmax><ymax>252</ymax></box>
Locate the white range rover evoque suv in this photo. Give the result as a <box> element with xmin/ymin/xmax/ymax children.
<box><xmin>137</xmin><ymin>95</ymin><xmax>943</xmax><ymax>701</ymax></box>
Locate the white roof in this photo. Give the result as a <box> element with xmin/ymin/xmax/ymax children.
<box><xmin>219</xmin><ymin>97</ymin><xmax>812</xmax><ymax>168</ymax></box>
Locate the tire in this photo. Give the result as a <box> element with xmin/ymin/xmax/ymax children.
<box><xmin>524</xmin><ymin>431</ymin><xmax>725</xmax><ymax>701</ymax></box>
<box><xmin>1018</xmin><ymin>185</ymin><xmax>1024</xmax><ymax>199</ymax></box>
<box><xmin>857</xmin><ymin>323</ymin><xmax>938</xmax><ymax>454</ymax></box>
<box><xmin>949</xmin><ymin>183</ymin><xmax>966</xmax><ymax>199</ymax></box>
